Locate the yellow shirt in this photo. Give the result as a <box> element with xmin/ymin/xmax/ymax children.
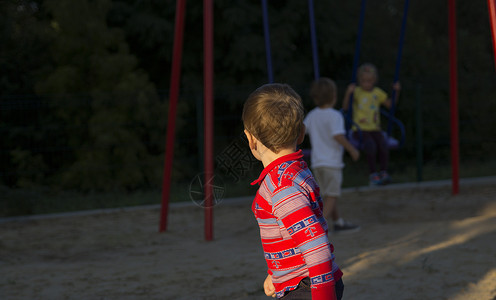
<box><xmin>352</xmin><ymin>86</ymin><xmax>388</xmax><ymax>131</ymax></box>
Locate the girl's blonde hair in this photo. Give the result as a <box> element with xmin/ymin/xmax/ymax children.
<box><xmin>357</xmin><ymin>63</ymin><xmax>378</xmax><ymax>80</ymax></box>
<box><xmin>242</xmin><ymin>83</ymin><xmax>304</xmax><ymax>153</ymax></box>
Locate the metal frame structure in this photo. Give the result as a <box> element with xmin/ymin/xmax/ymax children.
<box><xmin>159</xmin><ymin>0</ymin><xmax>496</xmax><ymax>237</ymax></box>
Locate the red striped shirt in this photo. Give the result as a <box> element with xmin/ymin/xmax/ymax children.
<box><xmin>251</xmin><ymin>150</ymin><xmax>342</xmax><ymax>299</ymax></box>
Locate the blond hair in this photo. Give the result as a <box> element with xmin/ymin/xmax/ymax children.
<box><xmin>242</xmin><ymin>83</ymin><xmax>304</xmax><ymax>153</ymax></box>
<box><xmin>310</xmin><ymin>77</ymin><xmax>337</xmax><ymax>107</ymax></box>
<box><xmin>357</xmin><ymin>63</ymin><xmax>378</xmax><ymax>81</ymax></box>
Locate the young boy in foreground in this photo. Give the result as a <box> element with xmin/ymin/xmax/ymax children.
<box><xmin>243</xmin><ymin>83</ymin><xmax>344</xmax><ymax>299</ymax></box>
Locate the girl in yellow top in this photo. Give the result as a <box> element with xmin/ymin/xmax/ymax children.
<box><xmin>342</xmin><ymin>63</ymin><xmax>401</xmax><ymax>185</ymax></box>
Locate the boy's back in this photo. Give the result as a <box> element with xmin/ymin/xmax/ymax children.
<box><xmin>252</xmin><ymin>150</ymin><xmax>342</xmax><ymax>299</ymax></box>
<box><xmin>304</xmin><ymin>107</ymin><xmax>346</xmax><ymax>169</ymax></box>
<box><xmin>243</xmin><ymin>83</ymin><xmax>343</xmax><ymax>300</ymax></box>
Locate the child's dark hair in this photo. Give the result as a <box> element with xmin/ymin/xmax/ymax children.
<box><xmin>242</xmin><ymin>83</ymin><xmax>304</xmax><ymax>153</ymax></box>
<box><xmin>310</xmin><ymin>77</ymin><xmax>337</xmax><ymax>107</ymax></box>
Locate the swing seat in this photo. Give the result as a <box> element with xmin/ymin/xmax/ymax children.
<box><xmin>385</xmin><ymin>133</ymin><xmax>400</xmax><ymax>149</ymax></box>
<box><xmin>347</xmin><ymin>130</ymin><xmax>400</xmax><ymax>150</ymax></box>
<box><xmin>343</xmin><ymin>108</ymin><xmax>406</xmax><ymax>150</ymax></box>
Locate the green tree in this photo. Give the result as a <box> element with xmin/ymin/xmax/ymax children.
<box><xmin>107</xmin><ymin>0</ymin><xmax>176</xmax><ymax>89</ymax></box>
<box><xmin>35</xmin><ymin>0</ymin><xmax>166</xmax><ymax>191</ymax></box>
<box><xmin>0</xmin><ymin>1</ymin><xmax>53</xmax><ymax>186</ymax></box>
<box><xmin>0</xmin><ymin>0</ymin><xmax>52</xmax><ymax>95</ymax></box>
<box><xmin>2</xmin><ymin>0</ymin><xmax>495</xmax><ymax>193</ymax></box>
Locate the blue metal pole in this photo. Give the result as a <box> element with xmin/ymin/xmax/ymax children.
<box><xmin>351</xmin><ymin>0</ymin><xmax>367</xmax><ymax>84</ymax></box>
<box><xmin>347</xmin><ymin>0</ymin><xmax>367</xmax><ymax>127</ymax></box>
<box><xmin>388</xmin><ymin>0</ymin><xmax>409</xmax><ymax>137</ymax></box>
<box><xmin>308</xmin><ymin>0</ymin><xmax>320</xmax><ymax>80</ymax></box>
<box><xmin>415</xmin><ymin>83</ymin><xmax>423</xmax><ymax>182</ymax></box>
<box><xmin>261</xmin><ymin>0</ymin><xmax>274</xmax><ymax>83</ymax></box>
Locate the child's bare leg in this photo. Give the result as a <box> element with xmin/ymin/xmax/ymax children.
<box><xmin>323</xmin><ymin>195</ymin><xmax>339</xmax><ymax>222</ymax></box>
<box><xmin>324</xmin><ymin>195</ymin><xmax>360</xmax><ymax>233</ymax></box>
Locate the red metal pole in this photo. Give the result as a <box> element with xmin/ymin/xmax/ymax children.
<box><xmin>203</xmin><ymin>0</ymin><xmax>214</xmax><ymax>241</ymax></box>
<box><xmin>159</xmin><ymin>0</ymin><xmax>187</xmax><ymax>232</ymax></box>
<box><xmin>448</xmin><ymin>0</ymin><xmax>459</xmax><ymax>195</ymax></box>
<box><xmin>489</xmin><ymin>0</ymin><xmax>496</xmax><ymax>71</ymax></box>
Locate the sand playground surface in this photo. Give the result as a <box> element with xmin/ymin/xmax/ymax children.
<box><xmin>1</xmin><ymin>178</ymin><xmax>496</xmax><ymax>300</ymax></box>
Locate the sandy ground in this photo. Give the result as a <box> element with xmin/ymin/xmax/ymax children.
<box><xmin>1</xmin><ymin>178</ymin><xmax>496</xmax><ymax>300</ymax></box>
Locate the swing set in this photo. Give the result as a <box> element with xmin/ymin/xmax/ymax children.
<box><xmin>159</xmin><ymin>0</ymin><xmax>496</xmax><ymax>240</ymax></box>
<box><xmin>263</xmin><ymin>0</ymin><xmax>408</xmax><ymax>151</ymax></box>
<box><xmin>343</xmin><ymin>0</ymin><xmax>408</xmax><ymax>151</ymax></box>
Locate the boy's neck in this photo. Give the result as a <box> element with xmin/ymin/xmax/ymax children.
<box><xmin>360</xmin><ymin>85</ymin><xmax>375</xmax><ymax>92</ymax></box>
<box><xmin>318</xmin><ymin>104</ymin><xmax>333</xmax><ymax>109</ymax></box>
<box><xmin>260</xmin><ymin>147</ymin><xmax>296</xmax><ymax>168</ymax></box>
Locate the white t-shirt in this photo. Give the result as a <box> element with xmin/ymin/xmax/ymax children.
<box><xmin>303</xmin><ymin>107</ymin><xmax>345</xmax><ymax>169</ymax></box>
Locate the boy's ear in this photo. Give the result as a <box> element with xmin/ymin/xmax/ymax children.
<box><xmin>244</xmin><ymin>129</ymin><xmax>257</xmax><ymax>150</ymax></box>
<box><xmin>296</xmin><ymin>124</ymin><xmax>306</xmax><ymax>145</ymax></box>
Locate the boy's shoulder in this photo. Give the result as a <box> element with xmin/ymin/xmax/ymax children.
<box><xmin>307</xmin><ymin>107</ymin><xmax>342</xmax><ymax>118</ymax></box>
<box><xmin>356</xmin><ymin>86</ymin><xmax>386</xmax><ymax>95</ymax></box>
<box><xmin>257</xmin><ymin>158</ymin><xmax>320</xmax><ymax>211</ymax></box>
<box><xmin>372</xmin><ymin>86</ymin><xmax>387</xmax><ymax>94</ymax></box>
<box><xmin>269</xmin><ymin>159</ymin><xmax>311</xmax><ymax>190</ymax></box>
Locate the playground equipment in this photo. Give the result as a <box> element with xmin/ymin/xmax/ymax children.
<box><xmin>449</xmin><ymin>0</ymin><xmax>459</xmax><ymax>194</ymax></box>
<box><xmin>159</xmin><ymin>0</ymin><xmax>186</xmax><ymax>234</ymax></box>
<box><xmin>261</xmin><ymin>0</ymin><xmax>322</xmax><ymax>165</ymax></box>
<box><xmin>159</xmin><ymin>0</ymin><xmax>216</xmax><ymax>241</ymax></box>
<box><xmin>159</xmin><ymin>0</ymin><xmax>488</xmax><ymax>239</ymax></box>
<box><xmin>262</xmin><ymin>0</ymin><xmax>321</xmax><ymax>82</ymax></box>
<box><xmin>489</xmin><ymin>0</ymin><xmax>496</xmax><ymax>71</ymax></box>
<box><xmin>344</xmin><ymin>0</ymin><xmax>408</xmax><ymax>150</ymax></box>
<box><xmin>261</xmin><ymin>0</ymin><xmax>407</xmax><ymax>166</ymax></box>
<box><xmin>262</xmin><ymin>0</ymin><xmax>407</xmax><ymax>150</ymax></box>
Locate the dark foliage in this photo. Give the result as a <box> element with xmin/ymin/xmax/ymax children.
<box><xmin>1</xmin><ymin>0</ymin><xmax>495</xmax><ymax>192</ymax></box>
